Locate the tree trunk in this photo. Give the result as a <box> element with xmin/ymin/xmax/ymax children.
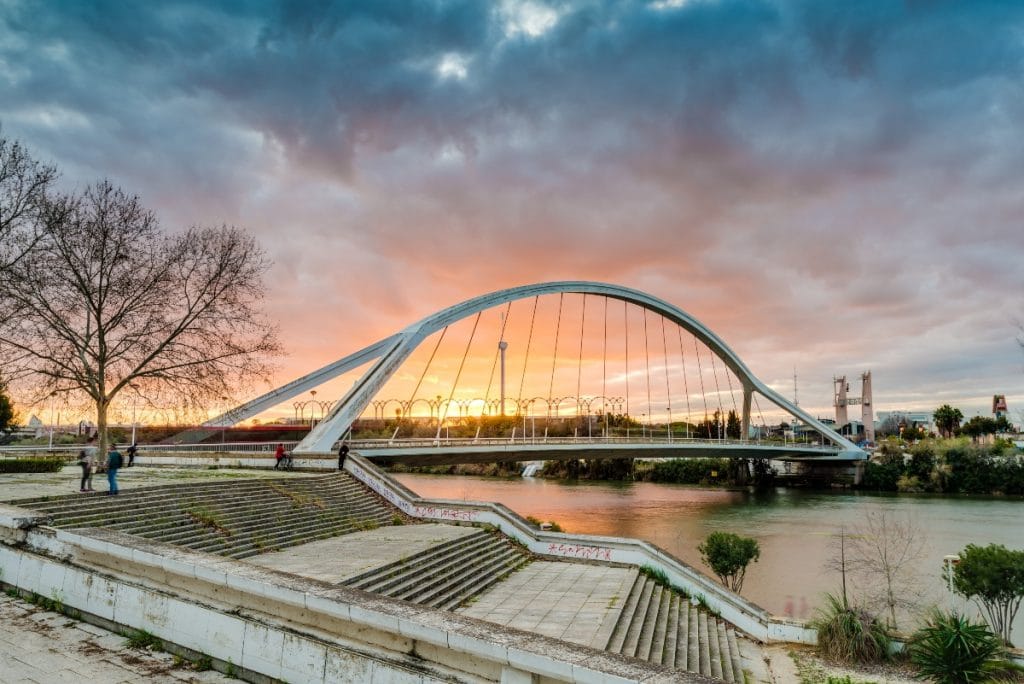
<box><xmin>96</xmin><ymin>396</ymin><xmax>108</xmax><ymax>458</ymax></box>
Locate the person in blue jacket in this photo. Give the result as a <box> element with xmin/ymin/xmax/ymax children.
<box><xmin>106</xmin><ymin>443</ymin><xmax>123</xmax><ymax>495</ymax></box>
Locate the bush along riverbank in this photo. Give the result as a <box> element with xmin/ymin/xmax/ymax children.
<box><xmin>860</xmin><ymin>438</ymin><xmax>1024</xmax><ymax>495</ymax></box>
<box><xmin>386</xmin><ymin>456</ymin><xmax>774</xmax><ymax>487</ymax></box>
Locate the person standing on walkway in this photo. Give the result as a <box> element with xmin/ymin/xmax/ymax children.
<box><xmin>337</xmin><ymin>442</ymin><xmax>349</xmax><ymax>471</ymax></box>
<box><xmin>77</xmin><ymin>449</ymin><xmax>94</xmax><ymax>492</ymax></box>
<box><xmin>126</xmin><ymin>442</ymin><xmax>138</xmax><ymax>467</ymax></box>
<box><xmin>106</xmin><ymin>443</ymin><xmax>123</xmax><ymax>495</ymax></box>
<box><xmin>274</xmin><ymin>443</ymin><xmax>285</xmax><ymax>470</ymax></box>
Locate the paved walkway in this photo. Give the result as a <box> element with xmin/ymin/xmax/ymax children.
<box><xmin>458</xmin><ymin>561</ymin><xmax>638</xmax><ymax>650</ymax></box>
<box><xmin>0</xmin><ymin>465</ymin><xmax>307</xmax><ymax>503</ymax></box>
<box><xmin>247</xmin><ymin>523</ymin><xmax>476</xmax><ymax>582</ymax></box>
<box><xmin>0</xmin><ymin>594</ymin><xmax>231</xmax><ymax>683</ymax></box>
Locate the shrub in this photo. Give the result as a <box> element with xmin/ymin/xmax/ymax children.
<box><xmin>0</xmin><ymin>457</ymin><xmax>65</xmax><ymax>473</ymax></box>
<box><xmin>811</xmin><ymin>593</ymin><xmax>890</xmax><ymax>664</ymax></box>
<box><xmin>952</xmin><ymin>543</ymin><xmax>1024</xmax><ymax>646</ymax></box>
<box><xmin>698</xmin><ymin>531</ymin><xmax>759</xmax><ymax>594</ymax></box>
<box><xmin>908</xmin><ymin>610</ymin><xmax>1004</xmax><ymax>684</ymax></box>
<box><xmin>649</xmin><ymin>458</ymin><xmax>730</xmax><ymax>484</ymax></box>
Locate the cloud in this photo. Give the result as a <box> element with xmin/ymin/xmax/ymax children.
<box><xmin>2</xmin><ymin>0</ymin><xmax>1023</xmax><ymax>418</ymax></box>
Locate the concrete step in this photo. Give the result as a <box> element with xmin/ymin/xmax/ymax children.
<box><xmin>344</xmin><ymin>531</ymin><xmax>489</xmax><ymax>589</ymax></box>
<box><xmin>429</xmin><ymin>550</ymin><xmax>530</xmax><ymax>611</ymax></box>
<box><xmin>51</xmin><ymin>479</ymin><xmax>369</xmax><ymax>524</ymax></box>
<box><xmin>603</xmin><ymin>574</ymin><xmax>745</xmax><ymax>682</ymax></box>
<box><xmin>415</xmin><ymin>547</ymin><xmax>527</xmax><ymax>609</ymax></box>
<box><xmin>30</xmin><ymin>473</ymin><xmax>403</xmax><ymax>561</ymax></box>
<box><xmin>153</xmin><ymin>498</ymin><xmax>387</xmax><ymax>547</ymax></box>
<box><xmin>29</xmin><ymin>475</ymin><xmax>366</xmax><ymax>518</ymax></box>
<box><xmin>345</xmin><ymin>530</ymin><xmax>530</xmax><ymax>613</ymax></box>
<box><xmin>401</xmin><ymin>540</ymin><xmax>524</xmax><ymax>602</ymax></box>
<box><xmin>362</xmin><ymin>534</ymin><xmax>497</xmax><ymax>596</ymax></box>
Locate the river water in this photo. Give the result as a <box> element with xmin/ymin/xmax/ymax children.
<box><xmin>393</xmin><ymin>473</ymin><xmax>1022</xmax><ymax>642</ymax></box>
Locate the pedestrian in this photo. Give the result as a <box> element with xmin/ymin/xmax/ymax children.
<box><xmin>274</xmin><ymin>443</ymin><xmax>285</xmax><ymax>470</ymax></box>
<box><xmin>106</xmin><ymin>443</ymin><xmax>123</xmax><ymax>495</ymax></box>
<box><xmin>126</xmin><ymin>442</ymin><xmax>138</xmax><ymax>467</ymax></box>
<box><xmin>337</xmin><ymin>442</ymin><xmax>349</xmax><ymax>471</ymax></box>
<box><xmin>77</xmin><ymin>449</ymin><xmax>94</xmax><ymax>493</ymax></box>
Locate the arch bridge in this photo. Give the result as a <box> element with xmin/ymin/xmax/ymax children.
<box><xmin>207</xmin><ymin>282</ymin><xmax>867</xmax><ymax>464</ymax></box>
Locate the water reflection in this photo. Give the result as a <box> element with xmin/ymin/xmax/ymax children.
<box><xmin>393</xmin><ymin>474</ymin><xmax>1022</xmax><ymax>641</ymax></box>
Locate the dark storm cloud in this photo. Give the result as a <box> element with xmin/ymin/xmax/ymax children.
<box><xmin>2</xmin><ymin>0</ymin><xmax>1023</xmax><ymax>415</ymax></box>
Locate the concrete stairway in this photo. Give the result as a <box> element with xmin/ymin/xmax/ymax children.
<box><xmin>606</xmin><ymin>574</ymin><xmax>746</xmax><ymax>683</ymax></box>
<box><xmin>16</xmin><ymin>474</ymin><xmax>396</xmax><ymax>559</ymax></box>
<box><xmin>342</xmin><ymin>529</ymin><xmax>531</xmax><ymax>611</ymax></box>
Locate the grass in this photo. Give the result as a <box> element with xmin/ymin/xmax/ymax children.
<box><xmin>195</xmin><ymin>655</ymin><xmax>213</xmax><ymax>671</ymax></box>
<box><xmin>184</xmin><ymin>505</ymin><xmax>232</xmax><ymax>536</ymax></box>
<box><xmin>124</xmin><ymin>628</ymin><xmax>164</xmax><ymax>651</ymax></box>
<box><xmin>811</xmin><ymin>594</ymin><xmax>890</xmax><ymax>665</ymax></box>
<box><xmin>391</xmin><ymin>513</ymin><xmax>405</xmax><ymax>526</ymax></box>
<box><xmin>268</xmin><ymin>483</ymin><xmax>324</xmax><ymax>509</ymax></box>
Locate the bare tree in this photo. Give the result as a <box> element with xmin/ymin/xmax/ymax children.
<box><xmin>0</xmin><ymin>181</ymin><xmax>281</xmax><ymax>453</ymax></box>
<box><xmin>0</xmin><ymin>132</ymin><xmax>57</xmax><ymax>271</ymax></box>
<box><xmin>827</xmin><ymin>511</ymin><xmax>927</xmax><ymax>630</ymax></box>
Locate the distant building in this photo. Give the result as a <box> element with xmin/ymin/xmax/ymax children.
<box><xmin>993</xmin><ymin>395</ymin><xmax>1008</xmax><ymax>419</ymax></box>
<box><xmin>876</xmin><ymin>410</ymin><xmax>935</xmax><ymax>434</ymax></box>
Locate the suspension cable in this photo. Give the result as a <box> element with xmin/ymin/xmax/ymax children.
<box><xmin>576</xmin><ymin>293</ymin><xmax>586</xmax><ymax>416</ymax></box>
<box><xmin>516</xmin><ymin>296</ymin><xmax>539</xmax><ymax>412</ymax></box>
<box><xmin>753</xmin><ymin>393</ymin><xmax>768</xmax><ymax>442</ymax></box>
<box><xmin>693</xmin><ymin>338</ymin><xmax>709</xmax><ymax>436</ymax></box>
<box><xmin>602</xmin><ymin>296</ymin><xmax>608</xmax><ymax>429</ymax></box>
<box><xmin>624</xmin><ymin>300</ymin><xmax>630</xmax><ymax>431</ymax></box>
<box><xmin>406</xmin><ymin>326</ymin><xmax>449</xmax><ymax>418</ymax></box>
<box><xmin>677</xmin><ymin>327</ymin><xmax>692</xmax><ymax>437</ymax></box>
<box><xmin>482</xmin><ymin>301</ymin><xmax>512</xmax><ymax>412</ymax></box>
<box><xmin>643</xmin><ymin>308</ymin><xmax>652</xmax><ymax>428</ymax></box>
<box><xmin>660</xmin><ymin>316</ymin><xmax>672</xmax><ymax>421</ymax></box>
<box><xmin>438</xmin><ymin>312</ymin><xmax>481</xmax><ymax>432</ymax></box>
<box><xmin>548</xmin><ymin>293</ymin><xmax>564</xmax><ymax>415</ymax></box>
<box><xmin>709</xmin><ymin>353</ymin><xmax>724</xmax><ymax>438</ymax></box>
<box><xmin>724</xmin><ymin>361</ymin><xmax>740</xmax><ymax>418</ymax></box>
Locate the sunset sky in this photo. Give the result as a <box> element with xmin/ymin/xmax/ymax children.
<box><xmin>2</xmin><ymin>1</ymin><xmax>1023</xmax><ymax>425</ymax></box>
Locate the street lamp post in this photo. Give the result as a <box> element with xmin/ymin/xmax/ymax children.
<box><xmin>667</xmin><ymin>407</ymin><xmax>672</xmax><ymax>443</ymax></box>
<box><xmin>641</xmin><ymin>413</ymin><xmax>646</xmax><ymax>440</ymax></box>
<box><xmin>310</xmin><ymin>390</ymin><xmax>318</xmax><ymax>428</ymax></box>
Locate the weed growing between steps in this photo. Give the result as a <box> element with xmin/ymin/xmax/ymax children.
<box><xmin>269</xmin><ymin>482</ymin><xmax>325</xmax><ymax>509</ymax></box>
<box><xmin>124</xmin><ymin>628</ymin><xmax>163</xmax><ymax>651</ymax></box>
<box><xmin>184</xmin><ymin>505</ymin><xmax>233</xmax><ymax>536</ymax></box>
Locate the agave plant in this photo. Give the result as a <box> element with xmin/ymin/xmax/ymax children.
<box><xmin>811</xmin><ymin>593</ymin><xmax>891</xmax><ymax>664</ymax></box>
<box><xmin>908</xmin><ymin>610</ymin><xmax>1004</xmax><ymax>684</ymax></box>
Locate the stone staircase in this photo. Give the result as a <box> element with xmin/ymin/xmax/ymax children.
<box><xmin>342</xmin><ymin>529</ymin><xmax>531</xmax><ymax>611</ymax></box>
<box><xmin>15</xmin><ymin>474</ymin><xmax>396</xmax><ymax>559</ymax></box>
<box><xmin>606</xmin><ymin>574</ymin><xmax>746</xmax><ymax>683</ymax></box>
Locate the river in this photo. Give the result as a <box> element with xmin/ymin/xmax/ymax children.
<box><xmin>392</xmin><ymin>473</ymin><xmax>1022</xmax><ymax>642</ymax></box>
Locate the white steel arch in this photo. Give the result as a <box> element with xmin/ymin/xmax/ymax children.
<box><xmin>211</xmin><ymin>281</ymin><xmax>865</xmax><ymax>458</ymax></box>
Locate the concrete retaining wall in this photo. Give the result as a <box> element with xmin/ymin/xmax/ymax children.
<box><xmin>0</xmin><ymin>504</ymin><xmax>702</xmax><ymax>683</ymax></box>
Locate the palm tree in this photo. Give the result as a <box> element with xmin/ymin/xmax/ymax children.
<box><xmin>933</xmin><ymin>404</ymin><xmax>964</xmax><ymax>438</ymax></box>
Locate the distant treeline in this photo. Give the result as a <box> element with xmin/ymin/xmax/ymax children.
<box><xmin>860</xmin><ymin>438</ymin><xmax>1024</xmax><ymax>495</ymax></box>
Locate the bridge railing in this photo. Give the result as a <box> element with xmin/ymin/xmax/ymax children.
<box><xmin>346</xmin><ymin>435</ymin><xmax>841</xmax><ymax>451</ymax></box>
<box><xmin>0</xmin><ymin>435</ymin><xmax>841</xmax><ymax>457</ymax></box>
<box><xmin>343</xmin><ymin>451</ymin><xmax>817</xmax><ymax>644</ymax></box>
